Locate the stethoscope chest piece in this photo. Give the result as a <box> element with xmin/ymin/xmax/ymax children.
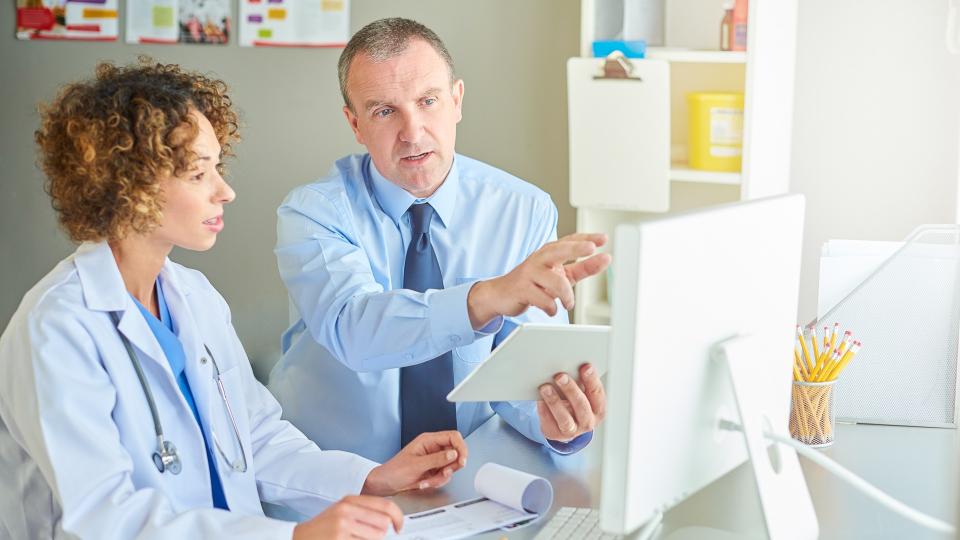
<box><xmin>153</xmin><ymin>440</ymin><xmax>182</xmax><ymax>475</ymax></box>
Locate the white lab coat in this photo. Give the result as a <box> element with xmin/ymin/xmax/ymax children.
<box><xmin>0</xmin><ymin>242</ymin><xmax>378</xmax><ymax>539</ymax></box>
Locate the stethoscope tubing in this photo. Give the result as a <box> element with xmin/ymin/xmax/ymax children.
<box><xmin>110</xmin><ymin>312</ymin><xmax>165</xmax><ymax>450</ymax></box>
<box><xmin>111</xmin><ymin>310</ymin><xmax>248</xmax><ymax>475</ymax></box>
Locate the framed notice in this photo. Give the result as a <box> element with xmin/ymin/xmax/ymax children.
<box><xmin>16</xmin><ymin>0</ymin><xmax>119</xmax><ymax>41</ymax></box>
<box><xmin>126</xmin><ymin>0</ymin><xmax>230</xmax><ymax>45</ymax></box>
<box><xmin>239</xmin><ymin>0</ymin><xmax>349</xmax><ymax>48</ymax></box>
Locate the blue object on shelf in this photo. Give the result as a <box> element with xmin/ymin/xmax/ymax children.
<box><xmin>591</xmin><ymin>40</ymin><xmax>647</xmax><ymax>58</ymax></box>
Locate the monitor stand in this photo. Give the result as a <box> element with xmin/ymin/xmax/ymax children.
<box><xmin>712</xmin><ymin>334</ymin><xmax>819</xmax><ymax>540</ymax></box>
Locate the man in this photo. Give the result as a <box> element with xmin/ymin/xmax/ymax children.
<box><xmin>269</xmin><ymin>18</ymin><xmax>611</xmax><ymax>464</ymax></box>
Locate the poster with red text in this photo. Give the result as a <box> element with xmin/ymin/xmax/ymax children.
<box><xmin>16</xmin><ymin>0</ymin><xmax>118</xmax><ymax>41</ymax></box>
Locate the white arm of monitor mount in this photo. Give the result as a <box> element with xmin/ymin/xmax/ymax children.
<box><xmin>712</xmin><ymin>335</ymin><xmax>819</xmax><ymax>540</ymax></box>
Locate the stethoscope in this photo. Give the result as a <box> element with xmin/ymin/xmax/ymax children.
<box><xmin>111</xmin><ymin>312</ymin><xmax>248</xmax><ymax>476</ymax></box>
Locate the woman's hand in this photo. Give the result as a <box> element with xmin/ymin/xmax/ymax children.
<box><xmin>361</xmin><ymin>431</ymin><xmax>468</xmax><ymax>496</ymax></box>
<box><xmin>292</xmin><ymin>495</ymin><xmax>403</xmax><ymax>540</ymax></box>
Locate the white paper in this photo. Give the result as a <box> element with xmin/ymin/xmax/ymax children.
<box><xmin>816</xmin><ymin>239</ymin><xmax>902</xmax><ymax>318</ymax></box>
<box><xmin>239</xmin><ymin>0</ymin><xmax>349</xmax><ymax>48</ymax></box>
<box><xmin>125</xmin><ymin>0</ymin><xmax>230</xmax><ymax>45</ymax></box>
<box><xmin>389</xmin><ymin>463</ymin><xmax>553</xmax><ymax>540</ymax></box>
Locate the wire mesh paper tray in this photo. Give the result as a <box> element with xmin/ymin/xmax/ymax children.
<box><xmin>812</xmin><ymin>225</ymin><xmax>960</xmax><ymax>428</ymax></box>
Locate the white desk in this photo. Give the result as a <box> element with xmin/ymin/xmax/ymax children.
<box><xmin>392</xmin><ymin>418</ymin><xmax>958</xmax><ymax>539</ymax></box>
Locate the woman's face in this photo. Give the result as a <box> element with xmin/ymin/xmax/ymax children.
<box><xmin>152</xmin><ymin>111</ymin><xmax>235</xmax><ymax>252</ymax></box>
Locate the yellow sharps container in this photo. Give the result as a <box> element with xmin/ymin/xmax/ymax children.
<box><xmin>687</xmin><ymin>92</ymin><xmax>744</xmax><ymax>172</ymax></box>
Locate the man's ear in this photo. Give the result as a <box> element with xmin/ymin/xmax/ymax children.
<box><xmin>452</xmin><ymin>79</ymin><xmax>465</xmax><ymax>124</ymax></box>
<box><xmin>343</xmin><ymin>105</ymin><xmax>364</xmax><ymax>145</ymax></box>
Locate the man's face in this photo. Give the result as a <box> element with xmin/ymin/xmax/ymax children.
<box><xmin>343</xmin><ymin>39</ymin><xmax>464</xmax><ymax>198</ymax></box>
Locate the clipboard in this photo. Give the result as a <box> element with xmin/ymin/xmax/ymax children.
<box><xmin>446</xmin><ymin>323</ymin><xmax>610</xmax><ymax>403</ymax></box>
<box><xmin>567</xmin><ymin>55</ymin><xmax>670</xmax><ymax>212</ymax></box>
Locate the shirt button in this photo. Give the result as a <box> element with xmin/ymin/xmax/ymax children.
<box><xmin>200</xmin><ymin>357</ymin><xmax>208</xmax><ymax>365</ymax></box>
<box><xmin>451</xmin><ymin>335</ymin><xmax>461</xmax><ymax>344</ymax></box>
<box><xmin>405</xmin><ymin>353</ymin><xmax>413</xmax><ymax>361</ymax></box>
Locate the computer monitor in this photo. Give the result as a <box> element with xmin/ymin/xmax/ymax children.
<box><xmin>599</xmin><ymin>194</ymin><xmax>818</xmax><ymax>538</ymax></box>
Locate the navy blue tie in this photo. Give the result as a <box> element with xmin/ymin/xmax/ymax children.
<box><xmin>400</xmin><ymin>203</ymin><xmax>458</xmax><ymax>446</ymax></box>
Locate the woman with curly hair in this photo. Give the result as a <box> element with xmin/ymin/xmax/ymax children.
<box><xmin>0</xmin><ymin>60</ymin><xmax>467</xmax><ymax>540</ymax></box>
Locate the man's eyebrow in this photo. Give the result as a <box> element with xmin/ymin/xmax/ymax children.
<box><xmin>421</xmin><ymin>87</ymin><xmax>443</xmax><ymax>98</ymax></box>
<box><xmin>364</xmin><ymin>99</ymin><xmax>386</xmax><ymax>111</ymax></box>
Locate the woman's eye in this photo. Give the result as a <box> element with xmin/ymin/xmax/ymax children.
<box><xmin>191</xmin><ymin>172</ymin><xmax>205</xmax><ymax>182</ymax></box>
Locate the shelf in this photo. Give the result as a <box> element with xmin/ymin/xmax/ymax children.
<box><xmin>645</xmin><ymin>48</ymin><xmax>747</xmax><ymax>64</ymax></box>
<box><xmin>585</xmin><ymin>301</ymin><xmax>611</xmax><ymax>320</ymax></box>
<box><xmin>670</xmin><ymin>164</ymin><xmax>741</xmax><ymax>185</ymax></box>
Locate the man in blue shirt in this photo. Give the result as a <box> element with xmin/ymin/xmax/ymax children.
<box><xmin>269</xmin><ymin>18</ymin><xmax>611</xmax><ymax>464</ymax></box>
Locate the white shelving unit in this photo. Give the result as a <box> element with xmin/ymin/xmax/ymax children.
<box><xmin>645</xmin><ymin>47</ymin><xmax>747</xmax><ymax>64</ymax></box>
<box><xmin>571</xmin><ymin>0</ymin><xmax>799</xmax><ymax>325</ymax></box>
<box><xmin>670</xmin><ymin>163</ymin><xmax>741</xmax><ymax>185</ymax></box>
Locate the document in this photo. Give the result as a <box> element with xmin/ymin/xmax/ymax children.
<box><xmin>239</xmin><ymin>0</ymin><xmax>349</xmax><ymax>47</ymax></box>
<box><xmin>16</xmin><ymin>0</ymin><xmax>119</xmax><ymax>41</ymax></box>
<box><xmin>125</xmin><ymin>0</ymin><xmax>230</xmax><ymax>45</ymax></box>
<box><xmin>389</xmin><ymin>463</ymin><xmax>553</xmax><ymax>540</ymax></box>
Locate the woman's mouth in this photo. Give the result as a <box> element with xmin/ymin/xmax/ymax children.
<box><xmin>203</xmin><ymin>215</ymin><xmax>224</xmax><ymax>232</ymax></box>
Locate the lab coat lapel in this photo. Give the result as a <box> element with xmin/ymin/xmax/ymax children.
<box><xmin>158</xmin><ymin>265</ymin><xmax>216</xmax><ymax>448</ymax></box>
<box><xmin>73</xmin><ymin>242</ymin><xmax>173</xmax><ymax>378</ymax></box>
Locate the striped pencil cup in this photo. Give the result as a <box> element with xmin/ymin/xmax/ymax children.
<box><xmin>789</xmin><ymin>380</ymin><xmax>836</xmax><ymax>448</ymax></box>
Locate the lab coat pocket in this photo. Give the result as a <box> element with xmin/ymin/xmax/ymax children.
<box><xmin>208</xmin><ymin>363</ymin><xmax>250</xmax><ymax>474</ymax></box>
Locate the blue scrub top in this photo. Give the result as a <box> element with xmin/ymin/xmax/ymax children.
<box><xmin>131</xmin><ymin>279</ymin><xmax>229</xmax><ymax>510</ymax></box>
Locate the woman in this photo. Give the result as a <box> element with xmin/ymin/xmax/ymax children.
<box><xmin>0</xmin><ymin>60</ymin><xmax>467</xmax><ymax>539</ymax></box>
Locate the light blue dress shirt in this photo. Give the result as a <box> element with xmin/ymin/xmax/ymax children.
<box><xmin>269</xmin><ymin>153</ymin><xmax>590</xmax><ymax>463</ymax></box>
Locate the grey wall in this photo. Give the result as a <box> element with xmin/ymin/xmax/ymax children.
<box><xmin>0</xmin><ymin>1</ymin><xmax>580</xmax><ymax>380</ymax></box>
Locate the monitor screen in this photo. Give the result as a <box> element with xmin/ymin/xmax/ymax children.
<box><xmin>600</xmin><ymin>194</ymin><xmax>805</xmax><ymax>535</ymax></box>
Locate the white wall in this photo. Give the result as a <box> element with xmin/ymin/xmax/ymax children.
<box><xmin>791</xmin><ymin>0</ymin><xmax>960</xmax><ymax>321</ymax></box>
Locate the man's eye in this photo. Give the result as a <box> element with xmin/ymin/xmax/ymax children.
<box><xmin>191</xmin><ymin>172</ymin><xmax>205</xmax><ymax>182</ymax></box>
<box><xmin>375</xmin><ymin>108</ymin><xmax>394</xmax><ymax>118</ymax></box>
<box><xmin>424</xmin><ymin>97</ymin><xmax>437</xmax><ymax>106</ymax></box>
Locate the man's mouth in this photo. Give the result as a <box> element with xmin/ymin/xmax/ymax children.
<box><xmin>402</xmin><ymin>151</ymin><xmax>432</xmax><ymax>163</ymax></box>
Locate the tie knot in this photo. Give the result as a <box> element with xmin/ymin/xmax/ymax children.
<box><xmin>408</xmin><ymin>203</ymin><xmax>435</xmax><ymax>236</ymax></box>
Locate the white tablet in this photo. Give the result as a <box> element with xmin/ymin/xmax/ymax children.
<box><xmin>446</xmin><ymin>323</ymin><xmax>610</xmax><ymax>402</ymax></box>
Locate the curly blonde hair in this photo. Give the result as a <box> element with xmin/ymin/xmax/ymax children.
<box><xmin>35</xmin><ymin>58</ymin><xmax>239</xmax><ymax>243</ymax></box>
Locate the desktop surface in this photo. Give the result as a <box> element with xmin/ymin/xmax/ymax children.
<box><xmin>391</xmin><ymin>418</ymin><xmax>958</xmax><ymax>539</ymax></box>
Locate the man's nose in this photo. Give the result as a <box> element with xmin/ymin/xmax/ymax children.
<box><xmin>398</xmin><ymin>111</ymin><xmax>425</xmax><ymax>144</ymax></box>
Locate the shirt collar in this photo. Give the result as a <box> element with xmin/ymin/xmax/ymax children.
<box><xmin>368</xmin><ymin>155</ymin><xmax>460</xmax><ymax>229</ymax></box>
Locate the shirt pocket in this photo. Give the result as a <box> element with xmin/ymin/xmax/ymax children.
<box><xmin>453</xmin><ymin>338</ymin><xmax>494</xmax><ymax>364</ymax></box>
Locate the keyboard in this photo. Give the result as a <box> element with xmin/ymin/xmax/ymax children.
<box><xmin>533</xmin><ymin>507</ymin><xmax>623</xmax><ymax>540</ymax></box>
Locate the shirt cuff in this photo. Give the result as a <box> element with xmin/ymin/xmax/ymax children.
<box><xmin>426</xmin><ymin>281</ymin><xmax>502</xmax><ymax>348</ymax></box>
<box><xmin>545</xmin><ymin>431</ymin><xmax>593</xmax><ymax>454</ymax></box>
<box><xmin>475</xmin><ymin>315</ymin><xmax>504</xmax><ymax>336</ymax></box>
<box><xmin>527</xmin><ymin>412</ymin><xmax>593</xmax><ymax>455</ymax></box>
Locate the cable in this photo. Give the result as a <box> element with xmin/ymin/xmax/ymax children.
<box><xmin>635</xmin><ymin>511</ymin><xmax>663</xmax><ymax>540</ymax></box>
<box><xmin>764</xmin><ymin>429</ymin><xmax>955</xmax><ymax>535</ymax></box>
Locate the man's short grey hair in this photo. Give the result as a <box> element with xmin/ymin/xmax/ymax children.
<box><xmin>338</xmin><ymin>17</ymin><xmax>456</xmax><ymax>112</ymax></box>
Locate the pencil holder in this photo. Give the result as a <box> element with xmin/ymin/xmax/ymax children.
<box><xmin>789</xmin><ymin>380</ymin><xmax>836</xmax><ymax>448</ymax></box>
